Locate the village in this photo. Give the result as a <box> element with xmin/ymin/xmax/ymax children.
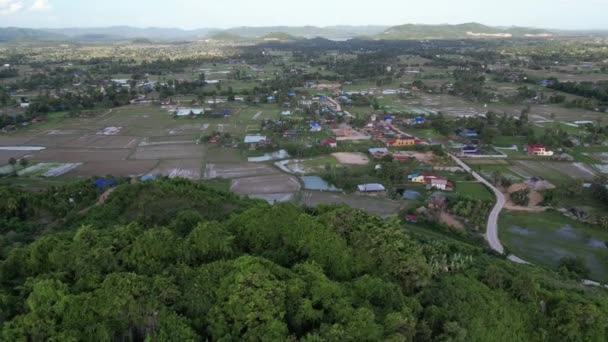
<box><xmin>2</xmin><ymin>36</ymin><xmax>608</xmax><ymax>284</ymax></box>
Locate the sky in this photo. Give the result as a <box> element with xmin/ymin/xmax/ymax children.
<box><xmin>1</xmin><ymin>0</ymin><xmax>608</xmax><ymax>30</ymax></box>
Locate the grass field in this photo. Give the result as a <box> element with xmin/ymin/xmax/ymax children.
<box><xmin>500</xmin><ymin>210</ymin><xmax>608</xmax><ymax>282</ymax></box>
<box><xmin>455</xmin><ymin>181</ymin><xmax>494</xmax><ymax>200</ymax></box>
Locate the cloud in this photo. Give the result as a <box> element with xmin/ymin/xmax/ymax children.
<box><xmin>0</xmin><ymin>0</ymin><xmax>24</xmax><ymax>15</ymax></box>
<box><xmin>29</xmin><ymin>0</ymin><xmax>51</xmax><ymax>11</ymax></box>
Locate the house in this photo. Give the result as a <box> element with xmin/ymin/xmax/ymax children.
<box><xmin>281</xmin><ymin>110</ymin><xmax>292</xmax><ymax>116</ymax></box>
<box><xmin>409</xmin><ymin>173</ymin><xmax>444</xmax><ymax>185</ymax></box>
<box><xmin>404</xmin><ymin>215</ymin><xmax>418</xmax><ymax>223</ymax></box>
<box><xmin>319</xmin><ymin>138</ymin><xmax>337</xmax><ymax>148</ymax></box>
<box><xmin>357</xmin><ymin>183</ymin><xmax>386</xmax><ymax>192</ymax></box>
<box><xmin>526</xmin><ymin>144</ymin><xmax>554</xmax><ymax>156</ymax></box>
<box><xmin>244</xmin><ymin>135</ymin><xmax>267</xmax><ymax>144</ymax></box>
<box><xmin>392</xmin><ymin>153</ymin><xmax>411</xmax><ymax>161</ymax></box>
<box><xmin>459</xmin><ymin>129</ymin><xmax>478</xmax><ymax>138</ymax></box>
<box><xmin>310</xmin><ymin>122</ymin><xmax>322</xmax><ymax>132</ymax></box>
<box><xmin>461</xmin><ymin>145</ymin><xmax>480</xmax><ymax>155</ymax></box>
<box><xmin>369</xmin><ymin>147</ymin><xmax>390</xmax><ymax>158</ymax></box>
<box><xmin>408</xmin><ymin>174</ymin><xmax>426</xmax><ymax>183</ymax></box>
<box><xmin>387</xmin><ymin>136</ymin><xmax>416</xmax><ymax>147</ymax></box>
<box><xmin>93</xmin><ymin>178</ymin><xmax>116</xmax><ymax>189</ymax></box>
<box><xmin>267</xmin><ymin>96</ymin><xmax>276</xmax><ymax>103</ymax></box>
<box><xmin>539</xmin><ymin>79</ymin><xmax>555</xmax><ymax>87</ymax></box>
<box><xmin>429</xmin><ymin>178</ymin><xmax>449</xmax><ymax>191</ymax></box>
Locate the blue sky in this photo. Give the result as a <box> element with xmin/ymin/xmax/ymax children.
<box><xmin>1</xmin><ymin>0</ymin><xmax>608</xmax><ymax>30</ymax></box>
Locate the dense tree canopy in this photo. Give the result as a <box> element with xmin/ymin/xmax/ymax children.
<box><xmin>1</xmin><ymin>178</ymin><xmax>608</xmax><ymax>341</ymax></box>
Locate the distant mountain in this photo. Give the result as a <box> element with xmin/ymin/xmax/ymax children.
<box><xmin>42</xmin><ymin>26</ymin><xmax>217</xmax><ymax>40</ymax></box>
<box><xmin>258</xmin><ymin>32</ymin><xmax>303</xmax><ymax>41</ymax></box>
<box><xmin>222</xmin><ymin>25</ymin><xmax>389</xmax><ymax>39</ymax></box>
<box><xmin>207</xmin><ymin>32</ymin><xmax>245</xmax><ymax>41</ymax></box>
<box><xmin>377</xmin><ymin>23</ymin><xmax>552</xmax><ymax>39</ymax></box>
<box><xmin>0</xmin><ymin>23</ymin><xmax>587</xmax><ymax>43</ymax></box>
<box><xmin>0</xmin><ymin>27</ymin><xmax>66</xmax><ymax>42</ymax></box>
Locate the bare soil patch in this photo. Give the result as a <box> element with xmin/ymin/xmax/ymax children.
<box><xmin>146</xmin><ymin>159</ymin><xmax>202</xmax><ymax>180</ymax></box>
<box><xmin>131</xmin><ymin>144</ymin><xmax>203</xmax><ymax>160</ymax></box>
<box><xmin>332</xmin><ymin>152</ymin><xmax>370</xmax><ymax>165</ymax></box>
<box><xmin>230</xmin><ymin>174</ymin><xmax>301</xmax><ymax>195</ymax></box>
<box><xmin>301</xmin><ymin>191</ymin><xmax>402</xmax><ymax>217</ymax></box>
<box><xmin>34</xmin><ymin>148</ymin><xmax>132</xmax><ymax>162</ymax></box>
<box><xmin>62</xmin><ymin>135</ymin><xmax>140</xmax><ymax>149</ymax></box>
<box><xmin>64</xmin><ymin>160</ymin><xmax>158</xmax><ymax>177</ymax></box>
<box><xmin>204</xmin><ymin>163</ymin><xmax>278</xmax><ymax>179</ymax></box>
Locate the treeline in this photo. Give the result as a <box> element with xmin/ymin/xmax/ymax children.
<box><xmin>548</xmin><ymin>79</ymin><xmax>608</xmax><ymax>102</ymax></box>
<box><xmin>0</xmin><ymin>67</ymin><xmax>18</xmax><ymax>79</ymax></box>
<box><xmin>1</xmin><ymin>178</ymin><xmax>607</xmax><ymax>341</ymax></box>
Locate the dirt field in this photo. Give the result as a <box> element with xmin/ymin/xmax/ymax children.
<box><xmin>64</xmin><ymin>160</ymin><xmax>158</xmax><ymax>177</ymax></box>
<box><xmin>146</xmin><ymin>159</ymin><xmax>203</xmax><ymax>179</ymax></box>
<box><xmin>34</xmin><ymin>148</ymin><xmax>132</xmax><ymax>162</ymax></box>
<box><xmin>332</xmin><ymin>152</ymin><xmax>370</xmax><ymax>165</ymax></box>
<box><xmin>0</xmin><ymin>150</ymin><xmax>36</xmax><ymax>160</ymax></box>
<box><xmin>62</xmin><ymin>135</ymin><xmax>141</xmax><ymax>149</ymax></box>
<box><xmin>230</xmin><ymin>174</ymin><xmax>301</xmax><ymax>195</ymax></box>
<box><xmin>510</xmin><ymin>160</ymin><xmax>596</xmax><ymax>181</ymax></box>
<box><xmin>204</xmin><ymin>163</ymin><xmax>278</xmax><ymax>179</ymax></box>
<box><xmin>131</xmin><ymin>144</ymin><xmax>204</xmax><ymax>160</ymax></box>
<box><xmin>300</xmin><ymin>191</ymin><xmax>403</xmax><ymax>217</ymax></box>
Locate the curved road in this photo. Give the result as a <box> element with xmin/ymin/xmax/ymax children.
<box><xmin>449</xmin><ymin>154</ymin><xmax>527</xmax><ymax>264</ymax></box>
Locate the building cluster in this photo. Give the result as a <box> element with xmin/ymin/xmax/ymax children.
<box><xmin>408</xmin><ymin>173</ymin><xmax>454</xmax><ymax>191</ymax></box>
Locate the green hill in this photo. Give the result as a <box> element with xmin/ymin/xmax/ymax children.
<box><xmin>378</xmin><ymin>22</ymin><xmax>550</xmax><ymax>39</ymax></box>
<box><xmin>259</xmin><ymin>32</ymin><xmax>302</xmax><ymax>41</ymax></box>
<box><xmin>208</xmin><ymin>31</ymin><xmax>245</xmax><ymax>41</ymax></box>
<box><xmin>1</xmin><ymin>178</ymin><xmax>607</xmax><ymax>340</ymax></box>
<box><xmin>0</xmin><ymin>27</ymin><xmax>66</xmax><ymax>42</ymax></box>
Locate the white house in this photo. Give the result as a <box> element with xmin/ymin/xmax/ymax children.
<box><xmin>244</xmin><ymin>135</ymin><xmax>267</xmax><ymax>144</ymax></box>
<box><xmin>430</xmin><ymin>178</ymin><xmax>449</xmax><ymax>191</ymax></box>
<box><xmin>357</xmin><ymin>183</ymin><xmax>386</xmax><ymax>192</ymax></box>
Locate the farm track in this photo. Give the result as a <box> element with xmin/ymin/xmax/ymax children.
<box><xmin>449</xmin><ymin>154</ymin><xmax>528</xmax><ymax>264</ymax></box>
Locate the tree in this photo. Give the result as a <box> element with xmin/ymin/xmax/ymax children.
<box><xmin>8</xmin><ymin>157</ymin><xmax>17</xmax><ymax>174</ymax></box>
<box><xmin>559</xmin><ymin>256</ymin><xmax>590</xmax><ymax>279</ymax></box>
<box><xmin>19</xmin><ymin>158</ymin><xmax>28</xmax><ymax>170</ymax></box>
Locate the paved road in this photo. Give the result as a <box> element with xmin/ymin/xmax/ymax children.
<box><xmin>449</xmin><ymin>154</ymin><xmax>527</xmax><ymax>263</ymax></box>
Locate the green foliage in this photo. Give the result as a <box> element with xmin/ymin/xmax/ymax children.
<box><xmin>1</xmin><ymin>179</ymin><xmax>608</xmax><ymax>341</ymax></box>
<box><xmin>511</xmin><ymin>188</ymin><xmax>531</xmax><ymax>206</ymax></box>
<box><xmin>559</xmin><ymin>257</ymin><xmax>591</xmax><ymax>279</ymax></box>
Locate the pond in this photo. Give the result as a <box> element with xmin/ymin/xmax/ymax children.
<box><xmin>301</xmin><ymin>176</ymin><xmax>341</xmax><ymax>192</ymax></box>
<box><xmin>500</xmin><ymin>211</ymin><xmax>608</xmax><ymax>282</ymax></box>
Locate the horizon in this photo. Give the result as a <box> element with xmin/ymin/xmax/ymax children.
<box><xmin>1</xmin><ymin>0</ymin><xmax>608</xmax><ymax>30</ymax></box>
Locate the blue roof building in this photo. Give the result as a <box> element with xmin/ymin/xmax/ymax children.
<box><xmin>459</xmin><ymin>129</ymin><xmax>478</xmax><ymax>138</ymax></box>
<box><xmin>461</xmin><ymin>145</ymin><xmax>480</xmax><ymax>154</ymax></box>
<box><xmin>93</xmin><ymin>178</ymin><xmax>116</xmax><ymax>189</ymax></box>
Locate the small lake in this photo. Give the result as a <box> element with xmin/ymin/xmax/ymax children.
<box><xmin>301</xmin><ymin>176</ymin><xmax>340</xmax><ymax>192</ymax></box>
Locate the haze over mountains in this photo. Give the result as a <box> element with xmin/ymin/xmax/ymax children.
<box><xmin>0</xmin><ymin>23</ymin><xmax>600</xmax><ymax>42</ymax></box>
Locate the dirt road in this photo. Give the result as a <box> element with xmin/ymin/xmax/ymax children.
<box><xmin>449</xmin><ymin>154</ymin><xmax>527</xmax><ymax>263</ymax></box>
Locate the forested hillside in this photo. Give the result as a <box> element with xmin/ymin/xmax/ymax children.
<box><xmin>1</xmin><ymin>179</ymin><xmax>607</xmax><ymax>341</ymax></box>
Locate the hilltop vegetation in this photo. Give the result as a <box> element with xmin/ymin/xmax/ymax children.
<box><xmin>1</xmin><ymin>178</ymin><xmax>608</xmax><ymax>341</ymax></box>
<box><xmin>0</xmin><ymin>27</ymin><xmax>66</xmax><ymax>42</ymax></box>
<box><xmin>378</xmin><ymin>22</ymin><xmax>550</xmax><ymax>39</ymax></box>
<box><xmin>260</xmin><ymin>32</ymin><xmax>303</xmax><ymax>41</ymax></box>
